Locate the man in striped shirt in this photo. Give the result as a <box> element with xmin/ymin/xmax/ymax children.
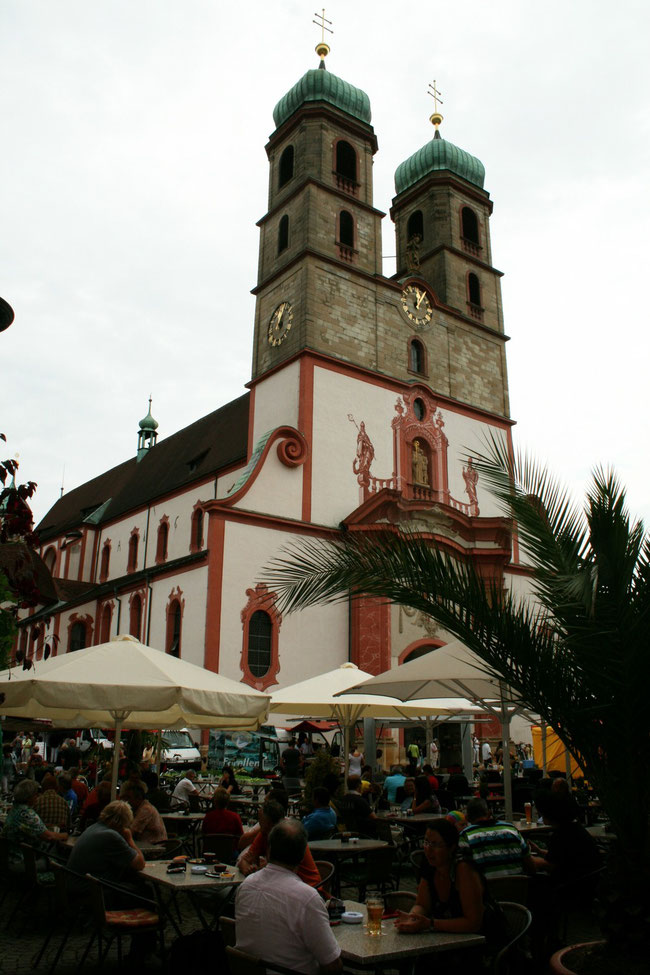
<box><xmin>458</xmin><ymin>798</ymin><xmax>535</xmax><ymax>879</ymax></box>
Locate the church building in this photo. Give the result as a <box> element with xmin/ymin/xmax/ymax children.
<box><xmin>14</xmin><ymin>47</ymin><xmax>530</xmax><ymax>701</ymax></box>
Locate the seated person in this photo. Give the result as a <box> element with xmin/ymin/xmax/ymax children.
<box><xmin>33</xmin><ymin>772</ymin><xmax>71</xmax><ymax>831</ymax></box>
<box><xmin>421</xmin><ymin>763</ymin><xmax>440</xmax><ymax>792</ymax></box>
<box><xmin>302</xmin><ymin>787</ymin><xmax>338</xmax><ymax>840</ymax></box>
<box><xmin>203</xmin><ymin>787</ymin><xmax>244</xmax><ymax>838</ymax></box>
<box><xmin>141</xmin><ymin>771</ymin><xmax>171</xmax><ymax>812</ymax></box>
<box><xmin>395</xmin><ymin>819</ymin><xmax>487</xmax><ymax>936</ymax></box>
<box><xmin>58</xmin><ymin>774</ymin><xmax>79</xmax><ymax>815</ymax></box>
<box><xmin>67</xmin><ymin>799</ymin><xmax>146</xmax><ymax>894</ymax></box>
<box><xmin>121</xmin><ymin>782</ymin><xmax>168</xmax><ymax>844</ymax></box>
<box><xmin>68</xmin><ymin>767</ymin><xmax>89</xmax><ymax>808</ymax></box>
<box><xmin>458</xmin><ymin>798</ymin><xmax>535</xmax><ymax>880</ymax></box>
<box><xmin>2</xmin><ymin>779</ymin><xmax>68</xmax><ymax>873</ymax></box>
<box><xmin>171</xmin><ymin>769</ymin><xmax>199</xmax><ymax>808</ymax></box>
<box><xmin>411</xmin><ymin>776</ymin><xmax>442</xmax><ymax>815</ymax></box>
<box><xmin>383</xmin><ymin>765</ymin><xmax>407</xmax><ymax>804</ymax></box>
<box><xmin>399</xmin><ymin>777</ymin><xmax>416</xmax><ymax>812</ymax></box>
<box><xmin>236</xmin><ymin>818</ymin><xmax>342</xmax><ymax>975</ymax></box>
<box><xmin>239</xmin><ymin>800</ymin><xmax>320</xmax><ymax>887</ymax></box>
<box><xmin>336</xmin><ymin>776</ymin><xmax>377</xmax><ymax>836</ymax></box>
<box><xmin>530</xmin><ymin>792</ymin><xmax>600</xmax><ymax>885</ymax></box>
<box><xmin>80</xmin><ymin>780</ymin><xmax>112</xmax><ymax>829</ymax></box>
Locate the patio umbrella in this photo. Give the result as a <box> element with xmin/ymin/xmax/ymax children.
<box><xmin>269</xmin><ymin>662</ymin><xmax>473</xmax><ymax>777</ymax></box>
<box><xmin>0</xmin><ymin>634</ymin><xmax>270</xmax><ymax>798</ymax></box>
<box><xmin>335</xmin><ymin>642</ymin><xmax>531</xmax><ymax>820</ymax></box>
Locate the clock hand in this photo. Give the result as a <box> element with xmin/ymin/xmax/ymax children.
<box><xmin>416</xmin><ymin>289</ymin><xmax>424</xmax><ymax>309</ymax></box>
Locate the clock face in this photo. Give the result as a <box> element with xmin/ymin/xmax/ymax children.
<box><xmin>401</xmin><ymin>284</ymin><xmax>433</xmax><ymax>327</ymax></box>
<box><xmin>267</xmin><ymin>301</ymin><xmax>293</xmax><ymax>347</ymax></box>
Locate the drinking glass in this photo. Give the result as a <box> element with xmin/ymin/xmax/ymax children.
<box><xmin>366</xmin><ymin>896</ymin><xmax>383</xmax><ymax>936</ymax></box>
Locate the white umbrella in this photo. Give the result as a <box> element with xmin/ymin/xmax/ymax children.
<box><xmin>336</xmin><ymin>642</ymin><xmax>530</xmax><ymax>820</ymax></box>
<box><xmin>0</xmin><ymin>635</ymin><xmax>270</xmax><ymax>798</ymax></box>
<box><xmin>269</xmin><ymin>662</ymin><xmax>472</xmax><ymax>777</ymax></box>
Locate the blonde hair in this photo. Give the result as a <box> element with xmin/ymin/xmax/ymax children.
<box><xmin>99</xmin><ymin>799</ymin><xmax>134</xmax><ymax>831</ymax></box>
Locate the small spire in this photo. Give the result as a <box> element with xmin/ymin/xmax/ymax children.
<box><xmin>313</xmin><ymin>8</ymin><xmax>333</xmax><ymax>66</ymax></box>
<box><xmin>137</xmin><ymin>395</ymin><xmax>159</xmax><ymax>461</ymax></box>
<box><xmin>428</xmin><ymin>79</ymin><xmax>444</xmax><ymax>135</ymax></box>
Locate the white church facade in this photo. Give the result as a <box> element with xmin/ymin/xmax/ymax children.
<box><xmin>15</xmin><ymin>51</ymin><xmax>532</xmax><ymax>722</ymax></box>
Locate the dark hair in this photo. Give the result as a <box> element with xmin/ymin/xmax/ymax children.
<box><xmin>415</xmin><ymin>775</ymin><xmax>432</xmax><ymax>802</ymax></box>
<box><xmin>535</xmin><ymin>791</ymin><xmax>575</xmax><ymax>825</ymax></box>
<box><xmin>261</xmin><ymin>799</ymin><xmax>285</xmax><ymax>827</ymax></box>
<box><xmin>313</xmin><ymin>787</ymin><xmax>330</xmax><ymax>807</ymax></box>
<box><xmin>346</xmin><ymin>775</ymin><xmax>361</xmax><ymax>792</ymax></box>
<box><xmin>266</xmin><ymin>789</ymin><xmax>289</xmax><ymax>813</ymax></box>
<box><xmin>422</xmin><ymin>764</ymin><xmax>434</xmax><ymax>775</ymax></box>
<box><xmin>466</xmin><ymin>797</ymin><xmax>490</xmax><ymax>823</ymax></box>
<box><xmin>426</xmin><ymin>818</ymin><xmax>460</xmax><ymax>850</ymax></box>
<box><xmin>323</xmin><ymin>772</ymin><xmax>340</xmax><ymax>796</ymax></box>
<box><xmin>268</xmin><ymin>819</ymin><xmax>307</xmax><ymax>867</ymax></box>
<box><xmin>142</xmin><ymin>771</ymin><xmax>159</xmax><ymax>789</ymax></box>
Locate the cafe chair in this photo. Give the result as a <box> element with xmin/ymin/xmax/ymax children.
<box><xmin>202</xmin><ymin>832</ymin><xmax>238</xmax><ymax>862</ymax></box>
<box><xmin>409</xmin><ymin>849</ymin><xmax>425</xmax><ymax>875</ymax></box>
<box><xmin>486</xmin><ymin>874</ymin><xmax>529</xmax><ymax>906</ymax></box>
<box><xmin>339</xmin><ymin>846</ymin><xmax>397</xmax><ymax>902</ymax></box>
<box><xmin>77</xmin><ymin>873</ymin><xmax>165</xmax><ymax>970</ymax></box>
<box><xmin>491</xmin><ymin>901</ymin><xmax>532</xmax><ymax>975</ymax></box>
<box><xmin>384</xmin><ymin>890</ymin><xmax>416</xmax><ymax>913</ymax></box>
<box><xmin>33</xmin><ymin>861</ymin><xmax>90</xmax><ymax>973</ymax></box>
<box><xmin>7</xmin><ymin>843</ymin><xmax>55</xmax><ymax>931</ymax></box>
<box><xmin>219</xmin><ymin>914</ymin><xmax>237</xmax><ymax>947</ymax></box>
<box><xmin>312</xmin><ymin>859</ymin><xmax>335</xmax><ymax>894</ymax></box>
<box><xmin>226</xmin><ymin>944</ymin><xmax>300</xmax><ymax>975</ymax></box>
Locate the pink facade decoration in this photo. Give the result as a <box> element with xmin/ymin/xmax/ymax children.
<box><xmin>462</xmin><ymin>457</ymin><xmax>480</xmax><ymax>512</ymax></box>
<box><xmin>240</xmin><ymin>582</ymin><xmax>282</xmax><ymax>691</ymax></box>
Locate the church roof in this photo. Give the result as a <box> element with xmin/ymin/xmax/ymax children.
<box><xmin>38</xmin><ymin>393</ymin><xmax>250</xmax><ymax>541</ymax></box>
<box><xmin>394</xmin><ymin>132</ymin><xmax>485</xmax><ymax>195</ymax></box>
<box><xmin>273</xmin><ymin>64</ymin><xmax>372</xmax><ymax>130</ymax></box>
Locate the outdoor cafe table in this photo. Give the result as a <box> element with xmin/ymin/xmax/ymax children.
<box><xmin>377</xmin><ymin>811</ymin><xmax>443</xmax><ymax>830</ymax></box>
<box><xmin>308</xmin><ymin>838</ymin><xmax>388</xmax><ymax>897</ymax></box>
<box><xmin>334</xmin><ymin>900</ymin><xmax>485</xmax><ymax>972</ymax></box>
<box><xmin>161</xmin><ymin>811</ymin><xmax>204</xmax><ymax>855</ymax></box>
<box><xmin>143</xmin><ymin>860</ymin><xmax>244</xmax><ymax>934</ymax></box>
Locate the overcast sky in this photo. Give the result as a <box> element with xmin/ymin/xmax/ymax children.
<box><xmin>1</xmin><ymin>0</ymin><xmax>648</xmax><ymax>530</ymax></box>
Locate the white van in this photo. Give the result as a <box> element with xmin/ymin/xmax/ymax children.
<box><xmin>159</xmin><ymin>729</ymin><xmax>202</xmax><ymax>770</ymax></box>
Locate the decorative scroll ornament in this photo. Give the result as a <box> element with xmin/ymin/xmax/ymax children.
<box><xmin>277</xmin><ymin>431</ymin><xmax>308</xmax><ymax>468</ymax></box>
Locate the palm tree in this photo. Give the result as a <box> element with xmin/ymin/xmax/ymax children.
<box><xmin>265</xmin><ymin>440</ymin><xmax>650</xmax><ymax>949</ymax></box>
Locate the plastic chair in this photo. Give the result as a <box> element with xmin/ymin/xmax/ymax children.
<box><xmin>77</xmin><ymin>873</ymin><xmax>165</xmax><ymax>970</ymax></box>
<box><xmin>202</xmin><ymin>833</ymin><xmax>238</xmax><ymax>862</ymax></box>
<box><xmin>492</xmin><ymin>901</ymin><xmax>532</xmax><ymax>975</ymax></box>
<box><xmin>312</xmin><ymin>859</ymin><xmax>335</xmax><ymax>894</ymax></box>
<box><xmin>384</xmin><ymin>890</ymin><xmax>416</xmax><ymax>913</ymax></box>
<box><xmin>486</xmin><ymin>874</ymin><xmax>529</xmax><ymax>906</ymax></box>
<box><xmin>226</xmin><ymin>944</ymin><xmax>299</xmax><ymax>975</ymax></box>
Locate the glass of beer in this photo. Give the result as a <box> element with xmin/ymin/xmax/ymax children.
<box><xmin>366</xmin><ymin>896</ymin><xmax>383</xmax><ymax>936</ymax></box>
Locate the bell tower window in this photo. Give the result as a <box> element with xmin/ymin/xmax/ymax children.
<box><xmin>334</xmin><ymin>140</ymin><xmax>358</xmax><ymax>195</ymax></box>
<box><xmin>278</xmin><ymin>145</ymin><xmax>294</xmax><ymax>188</ymax></box>
<box><xmin>278</xmin><ymin>214</ymin><xmax>289</xmax><ymax>254</ymax></box>
<box><xmin>467</xmin><ymin>273</ymin><xmax>482</xmax><ymax>319</ymax></box>
<box><xmin>461</xmin><ymin>207</ymin><xmax>480</xmax><ymax>255</ymax></box>
<box><xmin>407</xmin><ymin>210</ymin><xmax>424</xmax><ymax>243</ymax></box>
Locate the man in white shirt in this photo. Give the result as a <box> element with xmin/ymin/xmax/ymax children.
<box><xmin>171</xmin><ymin>769</ymin><xmax>199</xmax><ymax>808</ymax></box>
<box><xmin>481</xmin><ymin>739</ymin><xmax>492</xmax><ymax>765</ymax></box>
<box><xmin>235</xmin><ymin>818</ymin><xmax>342</xmax><ymax>975</ymax></box>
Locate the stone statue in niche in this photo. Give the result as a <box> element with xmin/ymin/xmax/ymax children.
<box><xmin>406</xmin><ymin>233</ymin><xmax>422</xmax><ymax>271</ymax></box>
<box><xmin>412</xmin><ymin>439</ymin><xmax>429</xmax><ymax>485</ymax></box>
<box><xmin>462</xmin><ymin>457</ymin><xmax>479</xmax><ymax>505</ymax></box>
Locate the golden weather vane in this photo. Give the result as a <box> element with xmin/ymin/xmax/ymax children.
<box><xmin>428</xmin><ymin>80</ymin><xmax>444</xmax><ymax>131</ymax></box>
<box><xmin>313</xmin><ymin>8</ymin><xmax>333</xmax><ymax>61</ymax></box>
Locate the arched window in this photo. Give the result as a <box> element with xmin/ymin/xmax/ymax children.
<box><xmin>339</xmin><ymin>210</ymin><xmax>354</xmax><ymax>247</ymax></box>
<box><xmin>407</xmin><ymin>210</ymin><xmax>424</xmax><ymax>242</ymax></box>
<box><xmin>166</xmin><ymin>600</ymin><xmax>182</xmax><ymax>657</ymax></box>
<box><xmin>130</xmin><ymin>594</ymin><xmax>143</xmax><ymax>640</ymax></box>
<box><xmin>247</xmin><ymin>610</ymin><xmax>272</xmax><ymax>678</ymax></box>
<box><xmin>278</xmin><ymin>214</ymin><xmax>289</xmax><ymax>254</ymax></box>
<box><xmin>335</xmin><ymin>140</ymin><xmax>357</xmax><ymax>182</ymax></box>
<box><xmin>99</xmin><ymin>604</ymin><xmax>112</xmax><ymax>644</ymax></box>
<box><xmin>409</xmin><ymin>338</ymin><xmax>425</xmax><ymax>375</ymax></box>
<box><xmin>99</xmin><ymin>541</ymin><xmax>110</xmax><ymax>582</ymax></box>
<box><xmin>190</xmin><ymin>508</ymin><xmax>204</xmax><ymax>553</ymax></box>
<box><xmin>127</xmin><ymin>532</ymin><xmax>139</xmax><ymax>573</ymax></box>
<box><xmin>156</xmin><ymin>520</ymin><xmax>169</xmax><ymax>564</ymax></box>
<box><xmin>461</xmin><ymin>207</ymin><xmax>480</xmax><ymax>246</ymax></box>
<box><xmin>43</xmin><ymin>547</ymin><xmax>57</xmax><ymax>575</ymax></box>
<box><xmin>278</xmin><ymin>145</ymin><xmax>294</xmax><ymax>188</ymax></box>
<box><xmin>468</xmin><ymin>272</ymin><xmax>481</xmax><ymax>307</ymax></box>
<box><xmin>69</xmin><ymin>621</ymin><xmax>87</xmax><ymax>652</ymax></box>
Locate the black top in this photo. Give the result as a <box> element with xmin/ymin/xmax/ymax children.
<box><xmin>545</xmin><ymin>823</ymin><xmax>600</xmax><ymax>882</ymax></box>
<box><xmin>337</xmin><ymin>791</ymin><xmax>375</xmax><ymax>836</ymax></box>
<box><xmin>419</xmin><ymin>857</ymin><xmax>507</xmax><ymax>946</ymax></box>
<box><xmin>281</xmin><ymin>746</ymin><xmax>301</xmax><ymax>776</ymax></box>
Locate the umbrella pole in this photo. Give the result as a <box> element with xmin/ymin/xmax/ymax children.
<box><xmin>111</xmin><ymin>719</ymin><xmax>123</xmax><ymax>801</ymax></box>
<box><xmin>343</xmin><ymin>724</ymin><xmax>350</xmax><ymax>780</ymax></box>
<box><xmin>499</xmin><ymin>685</ymin><xmax>513</xmax><ymax>822</ymax></box>
<box><xmin>541</xmin><ymin>720</ymin><xmax>547</xmax><ymax>775</ymax></box>
<box><xmin>425</xmin><ymin>717</ymin><xmax>432</xmax><ymax>766</ymax></box>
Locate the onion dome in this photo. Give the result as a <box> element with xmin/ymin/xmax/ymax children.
<box><xmin>139</xmin><ymin>398</ymin><xmax>158</xmax><ymax>433</ymax></box>
<box><xmin>395</xmin><ymin>130</ymin><xmax>485</xmax><ymax>195</ymax></box>
<box><xmin>273</xmin><ymin>61</ymin><xmax>371</xmax><ymax>130</ymax></box>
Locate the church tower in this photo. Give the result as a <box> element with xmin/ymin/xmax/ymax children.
<box><xmin>251</xmin><ymin>44</ymin><xmax>384</xmax><ymax>381</ymax></box>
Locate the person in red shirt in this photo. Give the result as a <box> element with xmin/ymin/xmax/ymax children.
<box><xmin>202</xmin><ymin>787</ymin><xmax>244</xmax><ymax>838</ymax></box>
<box><xmin>422</xmin><ymin>764</ymin><xmax>440</xmax><ymax>792</ymax></box>
<box><xmin>239</xmin><ymin>800</ymin><xmax>320</xmax><ymax>888</ymax></box>
<box><xmin>69</xmin><ymin>767</ymin><xmax>89</xmax><ymax>807</ymax></box>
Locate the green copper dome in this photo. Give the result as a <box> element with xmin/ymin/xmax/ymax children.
<box><xmin>139</xmin><ymin>401</ymin><xmax>158</xmax><ymax>432</ymax></box>
<box><xmin>273</xmin><ymin>64</ymin><xmax>371</xmax><ymax>130</ymax></box>
<box><xmin>395</xmin><ymin>132</ymin><xmax>485</xmax><ymax>195</ymax></box>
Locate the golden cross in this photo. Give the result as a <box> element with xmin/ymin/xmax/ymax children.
<box><xmin>428</xmin><ymin>80</ymin><xmax>444</xmax><ymax>113</ymax></box>
<box><xmin>313</xmin><ymin>8</ymin><xmax>333</xmax><ymax>45</ymax></box>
